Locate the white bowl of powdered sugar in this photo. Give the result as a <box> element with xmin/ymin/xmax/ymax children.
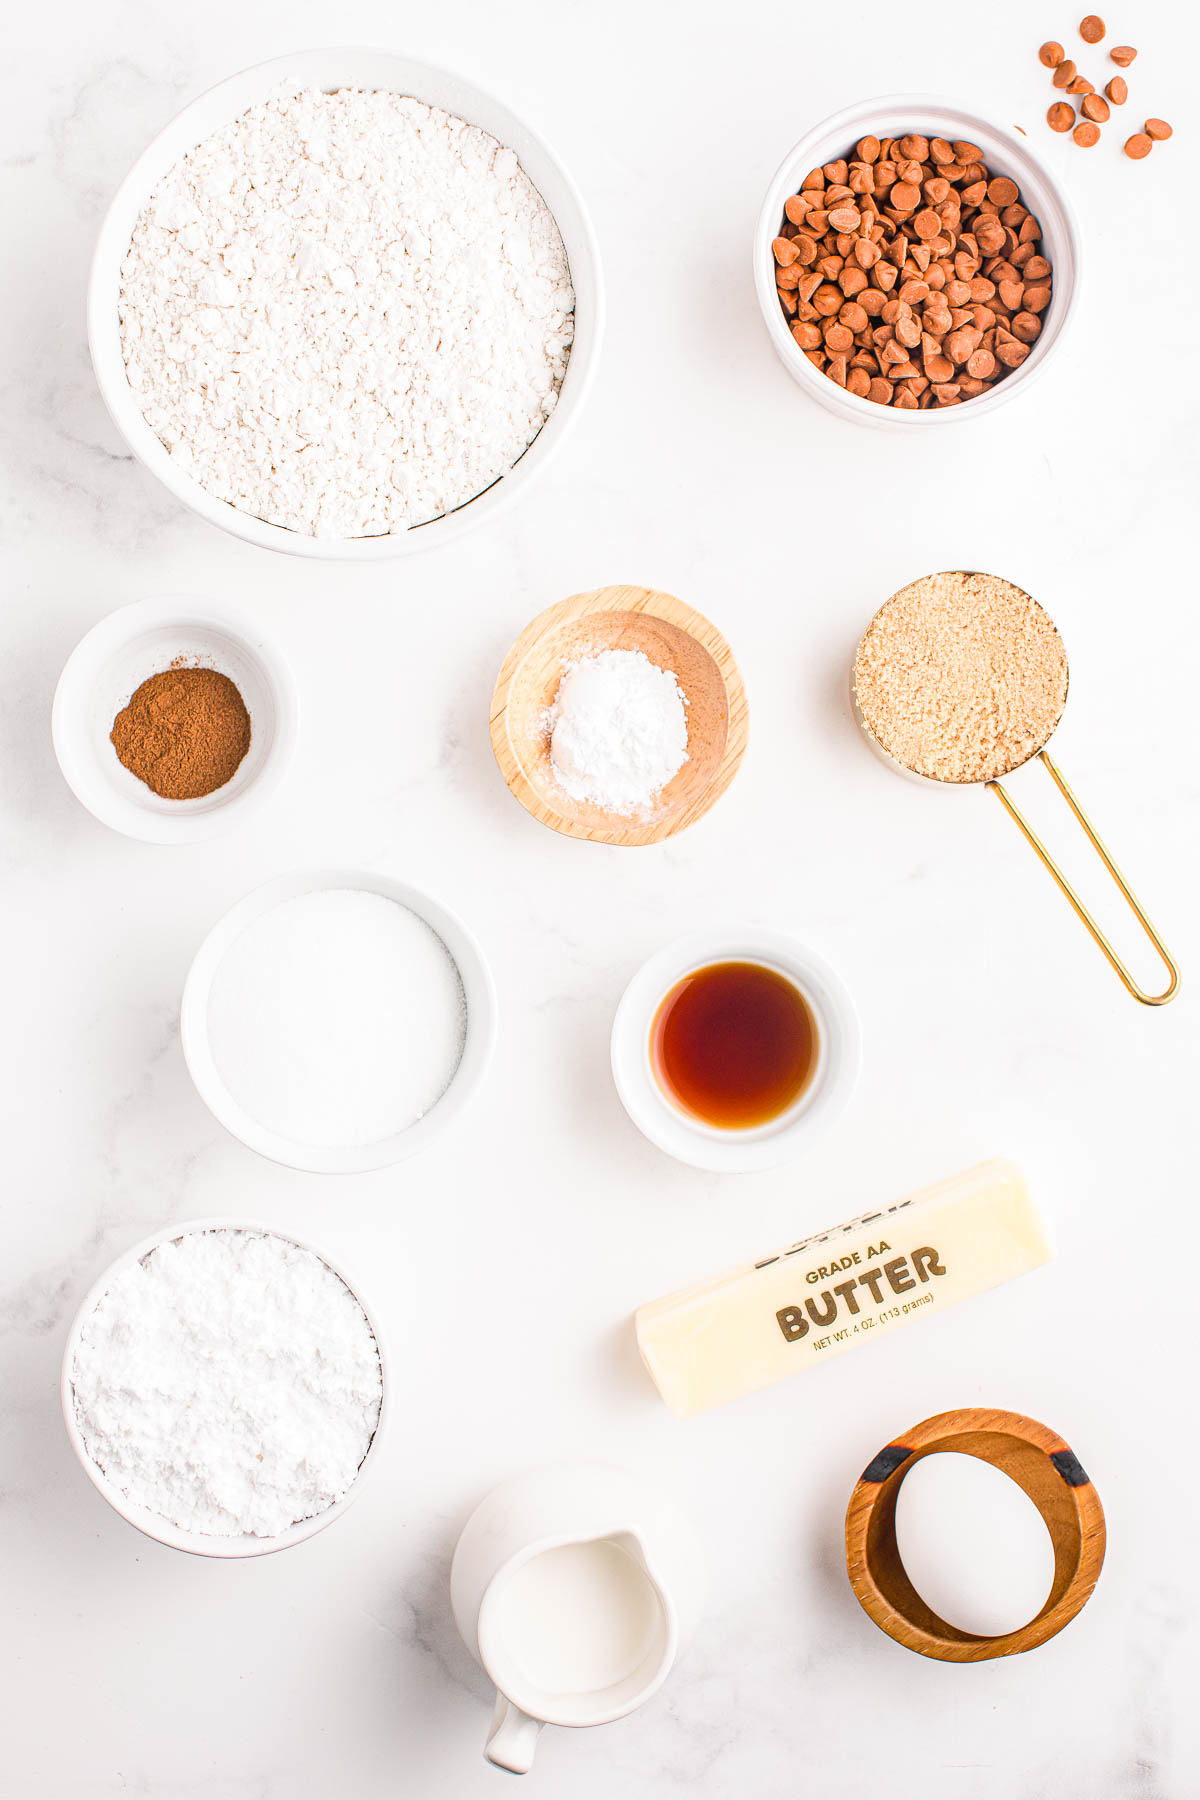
<box><xmin>89</xmin><ymin>49</ymin><xmax>601</xmax><ymax>557</ymax></box>
<box><xmin>62</xmin><ymin>1221</ymin><xmax>387</xmax><ymax>1557</ymax></box>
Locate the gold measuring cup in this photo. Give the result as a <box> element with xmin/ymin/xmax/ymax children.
<box><xmin>851</xmin><ymin>572</ymin><xmax>1179</xmax><ymax>1006</ymax></box>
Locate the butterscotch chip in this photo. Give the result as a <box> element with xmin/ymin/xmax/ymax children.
<box><xmin>1047</xmin><ymin>102</ymin><xmax>1075</xmax><ymax>132</ymax></box>
<box><xmin>1145</xmin><ymin>118</ymin><xmax>1173</xmax><ymax>140</ymax></box>
<box><xmin>1023</xmin><ymin>255</ymin><xmax>1052</xmax><ymax>281</ymax></box>
<box><xmin>987</xmin><ymin>176</ymin><xmax>1020</xmax><ymax>206</ymax></box>
<box><xmin>1039</xmin><ymin>40</ymin><xmax>1065</xmax><ymax>66</ymax></box>
<box><xmin>1081</xmin><ymin>93</ymin><xmax>1110</xmax><ymax>122</ymax></box>
<box><xmin>846</xmin><ymin>366</ymin><xmax>872</xmax><ymax>396</ymax></box>
<box><xmin>828</xmin><ymin>205</ymin><xmax>862</xmax><ymax>231</ymax></box>
<box><xmin>1073</xmin><ymin>120</ymin><xmax>1101</xmax><ymax>146</ymax></box>
<box><xmin>824</xmin><ymin>322</ymin><xmax>855</xmax><ymax>352</ymax></box>
<box><xmin>784</xmin><ymin>195</ymin><xmax>811</xmax><ymax>225</ymax></box>
<box><xmin>930</xmin><ymin>138</ymin><xmax>955</xmax><ymax>163</ymax></box>
<box><xmin>1052</xmin><ymin>60</ymin><xmax>1077</xmax><ymax>87</ymax></box>
<box><xmin>995</xmin><ymin>337</ymin><xmax>1029</xmax><ymax>366</ymax></box>
<box><xmin>1067</xmin><ymin>76</ymin><xmax>1094</xmax><ymax>95</ymax></box>
<box><xmin>1109</xmin><ymin>44</ymin><xmax>1136</xmax><ymax>65</ymax></box>
<box><xmin>867</xmin><ymin>377</ymin><xmax>894</xmax><ymax>404</ymax></box>
<box><xmin>840</xmin><ymin>301</ymin><xmax>870</xmax><ymax>332</ymax></box>
<box><xmin>773</xmin><ymin>236</ymin><xmax>800</xmax><ymax>266</ymax></box>
<box><xmin>792</xmin><ymin>321</ymin><xmax>822</xmax><ymax>349</ymax></box>
<box><xmin>1124</xmin><ymin>131</ymin><xmax>1152</xmax><ymax>158</ymax></box>
<box><xmin>1079</xmin><ymin>15</ymin><xmax>1105</xmax><ymax>43</ymax></box>
<box><xmin>1105</xmin><ymin>77</ymin><xmax>1127</xmax><ymax>104</ymax></box>
<box><xmin>967</xmin><ymin>348</ymin><xmax>996</xmax><ymax>379</ymax></box>
<box><xmin>891</xmin><ymin>180</ymin><xmax>921</xmax><ymax>210</ymax></box>
<box><xmin>856</xmin><ymin>134</ymin><xmax>881</xmax><ymax>163</ymax></box>
<box><xmin>898</xmin><ymin>135</ymin><xmax>929</xmax><ymax>161</ymax></box>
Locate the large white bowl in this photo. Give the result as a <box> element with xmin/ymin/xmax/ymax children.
<box><xmin>61</xmin><ymin>1218</ymin><xmax>388</xmax><ymax>1558</ymax></box>
<box><xmin>181</xmin><ymin>869</ymin><xmax>497</xmax><ymax>1172</ymax></box>
<box><xmin>51</xmin><ymin>595</ymin><xmax>298</xmax><ymax>843</ymax></box>
<box><xmin>755</xmin><ymin>95</ymin><xmax>1081</xmax><ymax>428</ymax></box>
<box><xmin>611</xmin><ymin>928</ymin><xmax>861</xmax><ymax>1172</ymax></box>
<box><xmin>89</xmin><ymin>48</ymin><xmax>603</xmax><ymax>559</ymax></box>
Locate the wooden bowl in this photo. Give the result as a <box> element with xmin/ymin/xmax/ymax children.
<box><xmin>845</xmin><ymin>1407</ymin><xmax>1106</xmax><ymax>1663</ymax></box>
<box><xmin>489</xmin><ymin>586</ymin><xmax>748</xmax><ymax>846</ymax></box>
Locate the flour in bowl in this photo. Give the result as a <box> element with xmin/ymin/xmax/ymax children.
<box><xmin>119</xmin><ymin>88</ymin><xmax>575</xmax><ymax>537</ymax></box>
<box><xmin>71</xmin><ymin>1228</ymin><xmax>382</xmax><ymax>1538</ymax></box>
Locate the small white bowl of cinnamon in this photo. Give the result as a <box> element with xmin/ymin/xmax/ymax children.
<box><xmin>52</xmin><ymin>594</ymin><xmax>297</xmax><ymax>843</ymax></box>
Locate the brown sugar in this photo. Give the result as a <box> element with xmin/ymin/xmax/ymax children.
<box><xmin>110</xmin><ymin>663</ymin><xmax>251</xmax><ymax>799</ymax></box>
<box><xmin>853</xmin><ymin>571</ymin><xmax>1069</xmax><ymax>783</ymax></box>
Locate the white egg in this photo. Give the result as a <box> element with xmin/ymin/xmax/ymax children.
<box><xmin>893</xmin><ymin>1451</ymin><xmax>1057</xmax><ymax>1638</ymax></box>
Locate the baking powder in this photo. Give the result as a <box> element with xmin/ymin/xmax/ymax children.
<box><xmin>119</xmin><ymin>88</ymin><xmax>575</xmax><ymax>538</ymax></box>
<box><xmin>207</xmin><ymin>889</ymin><xmax>466</xmax><ymax>1148</ymax></box>
<box><xmin>71</xmin><ymin>1229</ymin><xmax>382</xmax><ymax>1538</ymax></box>
<box><xmin>547</xmin><ymin>649</ymin><xmax>689</xmax><ymax>815</ymax></box>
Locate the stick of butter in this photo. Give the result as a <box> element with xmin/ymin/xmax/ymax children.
<box><xmin>635</xmin><ymin>1160</ymin><xmax>1050</xmax><ymax>1417</ymax></box>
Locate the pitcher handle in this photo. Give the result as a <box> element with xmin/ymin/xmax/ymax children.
<box><xmin>485</xmin><ymin>1693</ymin><xmax>542</xmax><ymax>1774</ymax></box>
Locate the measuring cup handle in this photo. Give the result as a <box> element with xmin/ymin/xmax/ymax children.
<box><xmin>485</xmin><ymin>1693</ymin><xmax>542</xmax><ymax>1774</ymax></box>
<box><xmin>988</xmin><ymin>751</ymin><xmax>1180</xmax><ymax>1006</ymax></box>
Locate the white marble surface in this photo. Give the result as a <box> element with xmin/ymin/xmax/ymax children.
<box><xmin>3</xmin><ymin>2</ymin><xmax>1198</xmax><ymax>1794</ymax></box>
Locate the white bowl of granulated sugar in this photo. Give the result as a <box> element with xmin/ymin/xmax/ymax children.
<box><xmin>89</xmin><ymin>48</ymin><xmax>602</xmax><ymax>559</ymax></box>
<box><xmin>181</xmin><ymin>869</ymin><xmax>497</xmax><ymax>1173</ymax></box>
<box><xmin>62</xmin><ymin>1220</ymin><xmax>388</xmax><ymax>1557</ymax></box>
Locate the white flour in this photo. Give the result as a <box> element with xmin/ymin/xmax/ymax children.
<box><xmin>71</xmin><ymin>1229</ymin><xmax>383</xmax><ymax>1538</ymax></box>
<box><xmin>119</xmin><ymin>88</ymin><xmax>575</xmax><ymax>538</ymax></box>
<box><xmin>547</xmin><ymin>648</ymin><xmax>689</xmax><ymax>815</ymax></box>
<box><xmin>207</xmin><ymin>888</ymin><xmax>466</xmax><ymax>1147</ymax></box>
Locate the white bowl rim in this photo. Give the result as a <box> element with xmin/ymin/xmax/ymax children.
<box><xmin>88</xmin><ymin>46</ymin><xmax>604</xmax><ymax>560</ymax></box>
<box><xmin>180</xmin><ymin>867</ymin><xmax>498</xmax><ymax>1172</ymax></box>
<box><xmin>60</xmin><ymin>1215</ymin><xmax>389</xmax><ymax>1559</ymax></box>
<box><xmin>611</xmin><ymin>927</ymin><xmax>862</xmax><ymax>1171</ymax></box>
<box><xmin>754</xmin><ymin>92</ymin><xmax>1083</xmax><ymax>425</ymax></box>
<box><xmin>51</xmin><ymin>593</ymin><xmax>299</xmax><ymax>844</ymax></box>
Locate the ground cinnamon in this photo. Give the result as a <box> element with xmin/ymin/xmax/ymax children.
<box><xmin>110</xmin><ymin>663</ymin><xmax>251</xmax><ymax>799</ymax></box>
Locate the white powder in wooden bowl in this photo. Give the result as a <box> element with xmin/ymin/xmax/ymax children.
<box><xmin>853</xmin><ymin>571</ymin><xmax>1069</xmax><ymax>783</ymax></box>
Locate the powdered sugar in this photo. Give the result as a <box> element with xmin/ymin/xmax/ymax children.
<box><xmin>71</xmin><ymin>1229</ymin><xmax>383</xmax><ymax>1539</ymax></box>
<box><xmin>546</xmin><ymin>649</ymin><xmax>689</xmax><ymax>815</ymax></box>
<box><xmin>119</xmin><ymin>88</ymin><xmax>575</xmax><ymax>538</ymax></box>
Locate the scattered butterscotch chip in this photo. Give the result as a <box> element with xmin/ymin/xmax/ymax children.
<box><xmin>1081</xmin><ymin>93</ymin><xmax>1110</xmax><ymax>122</ymax></box>
<box><xmin>1039</xmin><ymin>40</ymin><xmax>1065</xmax><ymax>66</ymax></box>
<box><xmin>1073</xmin><ymin>120</ymin><xmax>1101</xmax><ymax>146</ymax></box>
<box><xmin>1067</xmin><ymin>76</ymin><xmax>1094</xmax><ymax>95</ymax></box>
<box><xmin>1079</xmin><ymin>15</ymin><xmax>1105</xmax><ymax>43</ymax></box>
<box><xmin>1047</xmin><ymin>102</ymin><xmax>1075</xmax><ymax>131</ymax></box>
<box><xmin>1145</xmin><ymin>118</ymin><xmax>1173</xmax><ymax>140</ymax></box>
<box><xmin>1052</xmin><ymin>59</ymin><xmax>1077</xmax><ymax>88</ymax></box>
<box><xmin>1105</xmin><ymin>76</ymin><xmax>1127</xmax><ymax>104</ymax></box>
<box><xmin>1109</xmin><ymin>44</ymin><xmax>1137</xmax><ymax>65</ymax></box>
<box><xmin>1124</xmin><ymin>132</ymin><xmax>1152</xmax><ymax>158</ymax></box>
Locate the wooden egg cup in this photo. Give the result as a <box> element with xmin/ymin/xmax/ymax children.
<box><xmin>845</xmin><ymin>1407</ymin><xmax>1106</xmax><ymax>1663</ymax></box>
<box><xmin>489</xmin><ymin>586</ymin><xmax>748</xmax><ymax>846</ymax></box>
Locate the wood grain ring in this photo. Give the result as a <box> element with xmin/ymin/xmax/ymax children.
<box><xmin>489</xmin><ymin>586</ymin><xmax>749</xmax><ymax>846</ymax></box>
<box><xmin>845</xmin><ymin>1407</ymin><xmax>1106</xmax><ymax>1662</ymax></box>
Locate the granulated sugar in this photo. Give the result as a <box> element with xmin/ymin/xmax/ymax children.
<box><xmin>853</xmin><ymin>571</ymin><xmax>1069</xmax><ymax>783</ymax></box>
<box><xmin>71</xmin><ymin>1228</ymin><xmax>382</xmax><ymax>1538</ymax></box>
<box><xmin>119</xmin><ymin>88</ymin><xmax>575</xmax><ymax>538</ymax></box>
<box><xmin>207</xmin><ymin>888</ymin><xmax>466</xmax><ymax>1147</ymax></box>
<box><xmin>546</xmin><ymin>648</ymin><xmax>689</xmax><ymax>814</ymax></box>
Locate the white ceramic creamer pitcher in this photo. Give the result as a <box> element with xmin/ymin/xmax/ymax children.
<box><xmin>450</xmin><ymin>1463</ymin><xmax>705</xmax><ymax>1773</ymax></box>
